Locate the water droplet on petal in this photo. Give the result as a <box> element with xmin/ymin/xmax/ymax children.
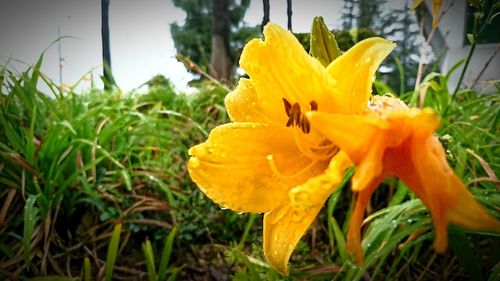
<box><xmin>190</xmin><ymin>157</ymin><xmax>200</xmax><ymax>168</ymax></box>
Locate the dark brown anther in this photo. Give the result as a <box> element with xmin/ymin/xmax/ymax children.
<box><xmin>310</xmin><ymin>100</ymin><xmax>318</xmax><ymax>111</ymax></box>
<box><xmin>282</xmin><ymin>99</ymin><xmax>316</xmax><ymax>134</ymax></box>
<box><xmin>283</xmin><ymin>98</ymin><xmax>292</xmax><ymax>116</ymax></box>
<box><xmin>291</xmin><ymin>103</ymin><xmax>301</xmax><ymax>126</ymax></box>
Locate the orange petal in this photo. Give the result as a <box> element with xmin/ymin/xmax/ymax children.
<box><xmin>326</xmin><ymin>37</ymin><xmax>395</xmax><ymax>114</ymax></box>
<box><xmin>188</xmin><ymin>123</ymin><xmax>326</xmax><ymax>213</ymax></box>
<box><xmin>410</xmin><ymin>136</ymin><xmax>500</xmax><ymax>251</ymax></box>
<box><xmin>307</xmin><ymin>111</ymin><xmax>388</xmax><ymax>163</ymax></box>
<box><xmin>263</xmin><ymin>203</ymin><xmax>323</xmax><ymax>275</ymax></box>
<box><xmin>346</xmin><ymin>176</ymin><xmax>383</xmax><ymax>265</ymax></box>
<box><xmin>351</xmin><ymin>132</ymin><xmax>386</xmax><ymax>191</ymax></box>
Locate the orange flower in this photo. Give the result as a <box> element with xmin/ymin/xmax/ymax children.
<box><xmin>308</xmin><ymin>95</ymin><xmax>500</xmax><ymax>264</ymax></box>
<box><xmin>188</xmin><ymin>23</ymin><xmax>394</xmax><ymax>275</ymax></box>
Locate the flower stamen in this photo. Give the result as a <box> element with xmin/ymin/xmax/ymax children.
<box><xmin>283</xmin><ymin>98</ymin><xmax>318</xmax><ymax>134</ymax></box>
<box><xmin>292</xmin><ymin>130</ymin><xmax>339</xmax><ymax>161</ymax></box>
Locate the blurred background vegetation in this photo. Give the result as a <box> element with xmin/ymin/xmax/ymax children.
<box><xmin>1</xmin><ymin>0</ymin><xmax>499</xmax><ymax>280</ymax></box>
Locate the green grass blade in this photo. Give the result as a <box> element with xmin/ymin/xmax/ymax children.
<box><xmin>104</xmin><ymin>223</ymin><xmax>122</xmax><ymax>281</ymax></box>
<box><xmin>238</xmin><ymin>214</ymin><xmax>256</xmax><ymax>249</ymax></box>
<box><xmin>388</xmin><ymin>180</ymin><xmax>409</xmax><ymax>207</ymax></box>
<box><xmin>394</xmin><ymin>56</ymin><xmax>405</xmax><ymax>94</ymax></box>
<box><xmin>120</xmin><ymin>169</ymin><xmax>132</xmax><ymax>191</ymax></box>
<box><xmin>84</xmin><ymin>256</ymin><xmax>91</xmax><ymax>281</ymax></box>
<box><xmin>23</xmin><ymin>194</ymin><xmax>39</xmax><ymax>271</ymax></box>
<box><xmin>25</xmin><ymin>277</ymin><xmax>76</xmax><ymax>281</ymax></box>
<box><xmin>165</xmin><ymin>267</ymin><xmax>182</xmax><ymax>281</ymax></box>
<box><xmin>158</xmin><ymin>226</ymin><xmax>177</xmax><ymax>281</ymax></box>
<box><xmin>30</xmin><ymin>53</ymin><xmax>44</xmax><ymax>87</ymax></box>
<box><xmin>330</xmin><ymin>216</ymin><xmax>347</xmax><ymax>262</ymax></box>
<box><xmin>142</xmin><ymin>238</ymin><xmax>157</xmax><ymax>281</ymax></box>
<box><xmin>25</xmin><ymin>104</ymin><xmax>37</xmax><ymax>165</ymax></box>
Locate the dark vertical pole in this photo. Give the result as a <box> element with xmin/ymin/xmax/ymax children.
<box><xmin>262</xmin><ymin>0</ymin><xmax>270</xmax><ymax>32</ymax></box>
<box><xmin>287</xmin><ymin>0</ymin><xmax>292</xmax><ymax>31</ymax></box>
<box><xmin>101</xmin><ymin>0</ymin><xmax>114</xmax><ymax>90</ymax></box>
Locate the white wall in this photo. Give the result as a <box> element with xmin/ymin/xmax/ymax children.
<box><xmin>430</xmin><ymin>0</ymin><xmax>499</xmax><ymax>90</ymax></box>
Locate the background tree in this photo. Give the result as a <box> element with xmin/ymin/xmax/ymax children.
<box><xmin>341</xmin><ymin>0</ymin><xmax>357</xmax><ymax>30</ymax></box>
<box><xmin>170</xmin><ymin>0</ymin><xmax>259</xmax><ymax>85</ymax></box>
<box><xmin>341</xmin><ymin>0</ymin><xmax>423</xmax><ymax>94</ymax></box>
<box><xmin>210</xmin><ymin>0</ymin><xmax>232</xmax><ymax>83</ymax></box>
<box><xmin>377</xmin><ymin>1</ymin><xmax>422</xmax><ymax>93</ymax></box>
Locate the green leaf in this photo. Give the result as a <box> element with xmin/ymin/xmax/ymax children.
<box><xmin>310</xmin><ymin>16</ymin><xmax>341</xmax><ymax>66</ymax></box>
<box><xmin>23</xmin><ymin>194</ymin><xmax>40</xmax><ymax>271</ymax></box>
<box><xmin>467</xmin><ymin>33</ymin><xmax>475</xmax><ymax>44</ymax></box>
<box><xmin>104</xmin><ymin>223</ymin><xmax>122</xmax><ymax>281</ymax></box>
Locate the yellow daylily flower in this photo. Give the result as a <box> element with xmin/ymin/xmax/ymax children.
<box><xmin>308</xmin><ymin>95</ymin><xmax>500</xmax><ymax>264</ymax></box>
<box><xmin>188</xmin><ymin>23</ymin><xmax>394</xmax><ymax>275</ymax></box>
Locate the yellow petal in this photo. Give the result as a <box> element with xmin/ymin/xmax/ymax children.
<box><xmin>263</xmin><ymin>203</ymin><xmax>323</xmax><ymax>275</ymax></box>
<box><xmin>188</xmin><ymin>123</ymin><xmax>327</xmax><ymax>213</ymax></box>
<box><xmin>432</xmin><ymin>0</ymin><xmax>442</xmax><ymax>29</ymax></box>
<box><xmin>326</xmin><ymin>37</ymin><xmax>395</xmax><ymax>114</ymax></box>
<box><xmin>240</xmin><ymin>23</ymin><xmax>340</xmax><ymax>118</ymax></box>
<box><xmin>289</xmin><ymin>150</ymin><xmax>352</xmax><ymax>209</ymax></box>
<box><xmin>225</xmin><ymin>78</ymin><xmax>281</xmax><ymax>124</ymax></box>
<box><xmin>410</xmin><ymin>0</ymin><xmax>424</xmax><ymax>10</ymax></box>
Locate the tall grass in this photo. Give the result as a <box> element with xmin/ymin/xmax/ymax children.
<box><xmin>0</xmin><ymin>54</ymin><xmax>230</xmax><ymax>279</ymax></box>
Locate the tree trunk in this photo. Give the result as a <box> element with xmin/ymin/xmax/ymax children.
<box><xmin>210</xmin><ymin>0</ymin><xmax>232</xmax><ymax>84</ymax></box>
<box><xmin>262</xmin><ymin>0</ymin><xmax>270</xmax><ymax>31</ymax></box>
<box><xmin>287</xmin><ymin>0</ymin><xmax>292</xmax><ymax>31</ymax></box>
<box><xmin>101</xmin><ymin>0</ymin><xmax>115</xmax><ymax>90</ymax></box>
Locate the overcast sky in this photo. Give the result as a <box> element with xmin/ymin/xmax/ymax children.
<box><xmin>0</xmin><ymin>0</ymin><xmax>344</xmax><ymax>93</ymax></box>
